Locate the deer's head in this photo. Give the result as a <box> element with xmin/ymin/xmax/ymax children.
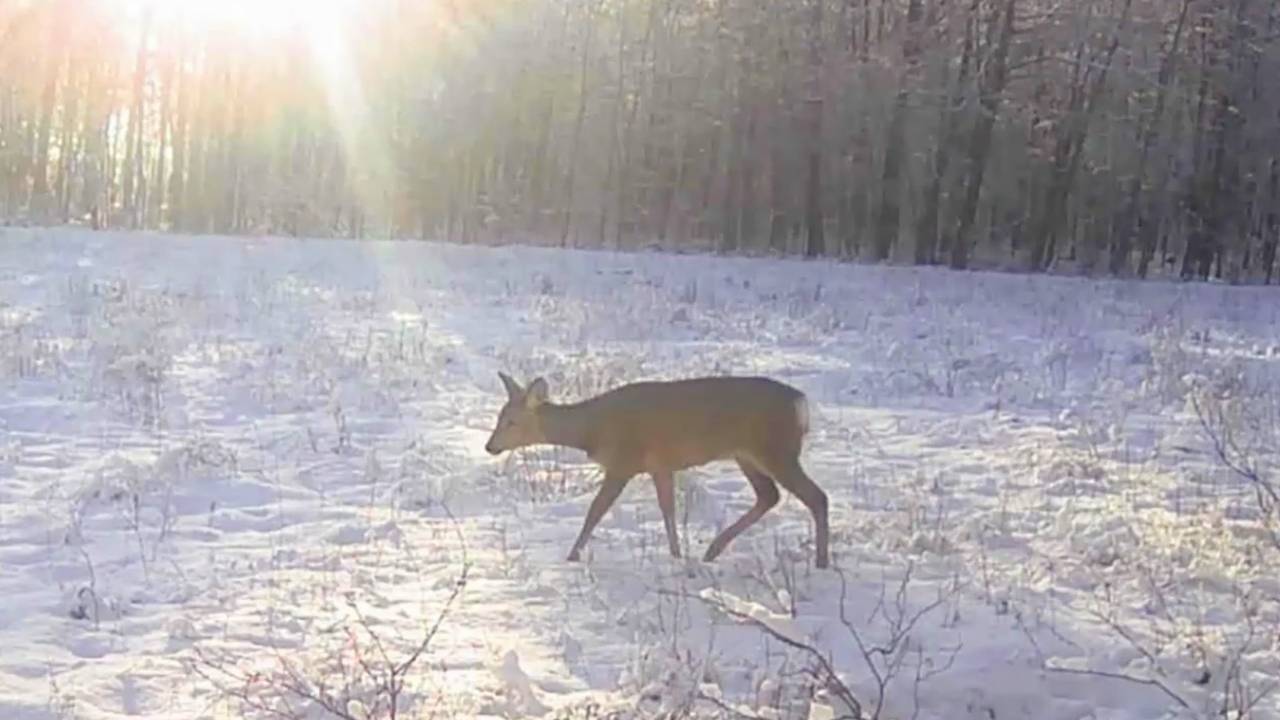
<box><xmin>484</xmin><ymin>372</ymin><xmax>549</xmax><ymax>455</ymax></box>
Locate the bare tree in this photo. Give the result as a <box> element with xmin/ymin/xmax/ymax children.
<box><xmin>0</xmin><ymin>0</ymin><xmax>1276</xmax><ymax>283</ymax></box>
<box><xmin>949</xmin><ymin>0</ymin><xmax>1016</xmax><ymax>270</ymax></box>
<box><xmin>803</xmin><ymin>0</ymin><xmax>825</xmax><ymax>258</ymax></box>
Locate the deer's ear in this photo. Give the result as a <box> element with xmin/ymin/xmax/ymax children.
<box><xmin>498</xmin><ymin>372</ymin><xmax>523</xmax><ymax>400</ymax></box>
<box><xmin>525</xmin><ymin>377</ymin><xmax>549</xmax><ymax>407</ymax></box>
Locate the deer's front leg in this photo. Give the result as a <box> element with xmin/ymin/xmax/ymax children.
<box><xmin>568</xmin><ymin>472</ymin><xmax>633</xmax><ymax>561</ymax></box>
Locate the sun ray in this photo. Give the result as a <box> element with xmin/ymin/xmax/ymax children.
<box><xmin>307</xmin><ymin>10</ymin><xmax>396</xmax><ymax>236</ymax></box>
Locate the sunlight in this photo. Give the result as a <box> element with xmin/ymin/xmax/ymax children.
<box><xmin>122</xmin><ymin>0</ymin><xmax>360</xmax><ymax>42</ymax></box>
<box><xmin>115</xmin><ymin>0</ymin><xmax>397</xmax><ymax>233</ymax></box>
<box><xmin>307</xmin><ymin>8</ymin><xmax>396</xmax><ymax>232</ymax></box>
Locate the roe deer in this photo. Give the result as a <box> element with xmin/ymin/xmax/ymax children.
<box><xmin>484</xmin><ymin>372</ymin><xmax>829</xmax><ymax>568</ymax></box>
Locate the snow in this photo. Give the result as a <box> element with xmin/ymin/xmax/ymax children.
<box><xmin>1</xmin><ymin>227</ymin><xmax>1278</xmax><ymax>719</ymax></box>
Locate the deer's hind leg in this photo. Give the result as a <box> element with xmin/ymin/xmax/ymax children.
<box><xmin>703</xmin><ymin>458</ymin><xmax>781</xmax><ymax>563</ymax></box>
<box><xmin>755</xmin><ymin>452</ymin><xmax>829</xmax><ymax>569</ymax></box>
<box><xmin>653</xmin><ymin>469</ymin><xmax>681</xmax><ymax>558</ymax></box>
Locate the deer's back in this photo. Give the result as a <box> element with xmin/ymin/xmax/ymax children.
<box><xmin>587</xmin><ymin>376</ymin><xmax>808</xmax><ymax>473</ymax></box>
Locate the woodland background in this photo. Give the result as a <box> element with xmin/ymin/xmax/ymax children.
<box><xmin>1</xmin><ymin>0</ymin><xmax>1278</xmax><ymax>281</ymax></box>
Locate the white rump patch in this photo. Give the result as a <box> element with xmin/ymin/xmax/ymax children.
<box><xmin>795</xmin><ymin>396</ymin><xmax>810</xmax><ymax>436</ymax></box>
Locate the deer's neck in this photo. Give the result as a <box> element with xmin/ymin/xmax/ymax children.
<box><xmin>537</xmin><ymin>401</ymin><xmax>596</xmax><ymax>455</ymax></box>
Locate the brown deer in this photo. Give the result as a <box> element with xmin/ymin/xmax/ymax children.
<box><xmin>484</xmin><ymin>372</ymin><xmax>829</xmax><ymax>568</ymax></box>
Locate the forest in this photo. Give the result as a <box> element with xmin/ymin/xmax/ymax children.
<box><xmin>2</xmin><ymin>0</ymin><xmax>1278</xmax><ymax>282</ymax></box>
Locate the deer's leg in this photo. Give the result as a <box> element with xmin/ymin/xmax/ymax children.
<box><xmin>568</xmin><ymin>472</ymin><xmax>633</xmax><ymax>562</ymax></box>
<box><xmin>653</xmin><ymin>470</ymin><xmax>681</xmax><ymax>558</ymax></box>
<box><xmin>761</xmin><ymin>454</ymin><xmax>830</xmax><ymax>569</ymax></box>
<box><xmin>703</xmin><ymin>459</ymin><xmax>781</xmax><ymax>563</ymax></box>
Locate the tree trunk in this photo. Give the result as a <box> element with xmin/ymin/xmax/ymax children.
<box><xmin>803</xmin><ymin>0</ymin><xmax>825</xmax><ymax>258</ymax></box>
<box><xmin>950</xmin><ymin>0</ymin><xmax>1016</xmax><ymax>270</ymax></box>
<box><xmin>871</xmin><ymin>0</ymin><xmax>923</xmax><ymax>262</ymax></box>
<box><xmin>720</xmin><ymin>95</ymin><xmax>744</xmax><ymax>252</ymax></box>
<box><xmin>916</xmin><ymin>0</ymin><xmax>979</xmax><ymax>265</ymax></box>
<box><xmin>716</xmin><ymin>0</ymin><xmax>742</xmax><ymax>253</ymax></box>
<box><xmin>526</xmin><ymin>0</ymin><xmax>571</xmax><ymax>236</ymax></box>
<box><xmin>614</xmin><ymin>0</ymin><xmax>660</xmax><ymax>247</ymax></box>
<box><xmin>31</xmin><ymin>27</ymin><xmax>62</xmax><ymax>219</ymax></box>
<box><xmin>223</xmin><ymin>68</ymin><xmax>245</xmax><ymax>234</ymax></box>
<box><xmin>560</xmin><ymin>0</ymin><xmax>600</xmax><ymax>247</ymax></box>
<box><xmin>169</xmin><ymin>38</ymin><xmax>190</xmax><ymax>230</ymax></box>
<box><xmin>55</xmin><ymin>61</ymin><xmax>81</xmax><ymax>222</ymax></box>
<box><xmin>1264</xmin><ymin>158</ymin><xmax>1279</xmax><ymax>284</ymax></box>
<box><xmin>1028</xmin><ymin>0</ymin><xmax>1128</xmax><ymax>273</ymax></box>
<box><xmin>768</xmin><ymin>116</ymin><xmax>793</xmax><ymax>253</ymax></box>
<box><xmin>122</xmin><ymin>7</ymin><xmax>152</xmax><ymax>228</ymax></box>
<box><xmin>1181</xmin><ymin>0</ymin><xmax>1249</xmax><ymax>281</ymax></box>
<box><xmin>599</xmin><ymin>3</ymin><xmax>627</xmax><ymax>248</ymax></box>
<box><xmin>152</xmin><ymin>45</ymin><xmax>174</xmax><ymax>230</ymax></box>
<box><xmin>738</xmin><ymin>94</ymin><xmax>759</xmax><ymax>250</ymax></box>
<box><xmin>769</xmin><ymin>26</ymin><xmax>794</xmax><ymax>253</ymax></box>
<box><xmin>1112</xmin><ymin>0</ymin><xmax>1190</xmax><ymax>277</ymax></box>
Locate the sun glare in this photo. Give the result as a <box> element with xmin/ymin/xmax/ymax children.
<box><xmin>123</xmin><ymin>0</ymin><xmax>359</xmax><ymax>42</ymax></box>
<box><xmin>110</xmin><ymin>0</ymin><xmax>397</xmax><ymax>231</ymax></box>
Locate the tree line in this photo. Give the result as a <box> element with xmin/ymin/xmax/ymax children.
<box><xmin>2</xmin><ymin>0</ymin><xmax>1278</xmax><ymax>282</ymax></box>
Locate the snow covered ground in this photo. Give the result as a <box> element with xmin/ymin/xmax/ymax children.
<box><xmin>1</xmin><ymin>228</ymin><xmax>1278</xmax><ymax>719</ymax></box>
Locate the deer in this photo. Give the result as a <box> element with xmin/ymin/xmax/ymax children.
<box><xmin>484</xmin><ymin>372</ymin><xmax>830</xmax><ymax>568</ymax></box>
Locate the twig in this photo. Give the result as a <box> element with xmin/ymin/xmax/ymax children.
<box><xmin>1192</xmin><ymin>392</ymin><xmax>1279</xmax><ymax>510</ymax></box>
<box><xmin>695</xmin><ymin>688</ymin><xmax>770</xmax><ymax>720</ymax></box>
<box><xmin>189</xmin><ymin>508</ymin><xmax>470</xmax><ymax>720</ymax></box>
<box><xmin>838</xmin><ymin>564</ymin><xmax>949</xmax><ymax>720</ymax></box>
<box><xmin>685</xmin><ymin>589</ymin><xmax>865</xmax><ymax>720</ymax></box>
<box><xmin>1043</xmin><ymin>665</ymin><xmax>1191</xmax><ymax>711</ymax></box>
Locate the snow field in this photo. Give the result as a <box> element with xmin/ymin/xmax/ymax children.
<box><xmin>0</xmin><ymin>228</ymin><xmax>1278</xmax><ymax>719</ymax></box>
